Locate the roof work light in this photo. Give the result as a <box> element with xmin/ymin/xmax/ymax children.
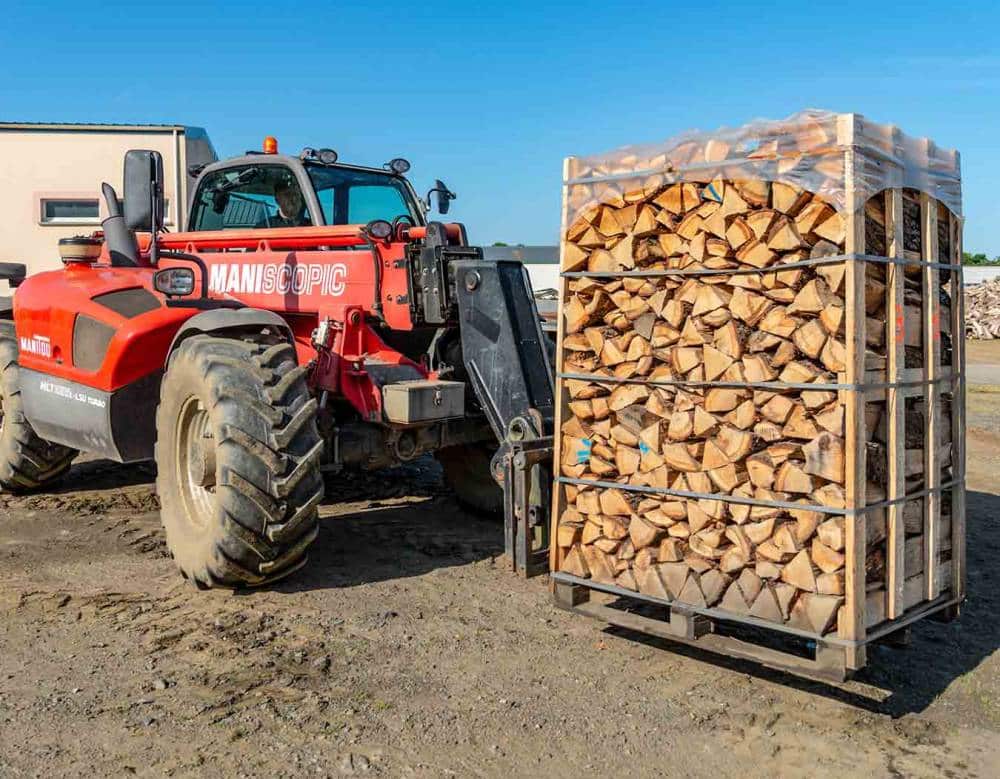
<box><xmin>387</xmin><ymin>158</ymin><xmax>411</xmax><ymax>174</ymax></box>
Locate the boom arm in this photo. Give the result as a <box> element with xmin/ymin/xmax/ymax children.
<box><xmin>453</xmin><ymin>258</ymin><xmax>554</xmax><ymax>576</ymax></box>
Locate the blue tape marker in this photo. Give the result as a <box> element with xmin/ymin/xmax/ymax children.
<box><xmin>639</xmin><ymin>441</ymin><xmax>651</xmax><ymax>454</ymax></box>
<box><xmin>576</xmin><ymin>438</ymin><xmax>592</xmax><ymax>465</ymax></box>
<box><xmin>706</xmin><ymin>182</ymin><xmax>722</xmax><ymax>202</ymax></box>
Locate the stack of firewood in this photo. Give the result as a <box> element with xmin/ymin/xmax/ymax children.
<box><xmin>966</xmin><ymin>277</ymin><xmax>1000</xmax><ymax>340</ymax></box>
<box><xmin>557</xmin><ymin>175</ymin><xmax>853</xmax><ymax>634</ymax></box>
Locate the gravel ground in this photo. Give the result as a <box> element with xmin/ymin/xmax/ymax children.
<box><xmin>1</xmin><ymin>354</ymin><xmax>998</xmax><ymax>777</ymax></box>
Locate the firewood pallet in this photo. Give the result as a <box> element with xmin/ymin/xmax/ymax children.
<box><xmin>549</xmin><ymin>111</ymin><xmax>965</xmax><ymax>679</ymax></box>
<box><xmin>551</xmin><ymin>572</ymin><xmax>957</xmax><ymax>682</ymax></box>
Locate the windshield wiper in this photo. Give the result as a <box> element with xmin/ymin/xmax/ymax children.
<box><xmin>210</xmin><ymin>166</ymin><xmax>263</xmax><ymax>194</ymax></box>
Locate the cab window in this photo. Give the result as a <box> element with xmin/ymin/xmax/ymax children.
<box><xmin>306</xmin><ymin>164</ymin><xmax>415</xmax><ymax>225</ymax></box>
<box><xmin>189</xmin><ymin>165</ymin><xmax>313</xmax><ymax>231</ymax></box>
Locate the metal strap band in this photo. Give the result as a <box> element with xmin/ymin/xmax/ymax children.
<box><xmin>558</xmin><ymin>371</ymin><xmax>963</xmax><ymax>393</ymax></box>
<box><xmin>556</xmin><ymin>475</ymin><xmax>961</xmax><ymax>517</ymax></box>
<box><xmin>561</xmin><ymin>252</ymin><xmax>962</xmax><ymax>279</ymax></box>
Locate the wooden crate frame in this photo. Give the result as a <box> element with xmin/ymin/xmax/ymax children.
<box><xmin>549</xmin><ymin>114</ymin><xmax>965</xmax><ymax>677</ymax></box>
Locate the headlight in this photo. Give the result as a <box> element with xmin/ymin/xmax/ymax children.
<box><xmin>365</xmin><ymin>220</ymin><xmax>393</xmax><ymax>240</ymax></box>
<box><xmin>154</xmin><ymin>267</ymin><xmax>195</xmax><ymax>296</ymax></box>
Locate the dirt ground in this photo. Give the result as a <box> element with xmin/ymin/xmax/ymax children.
<box><xmin>2</xmin><ymin>346</ymin><xmax>1000</xmax><ymax>777</ymax></box>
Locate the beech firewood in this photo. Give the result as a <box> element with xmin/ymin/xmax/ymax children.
<box><xmin>615</xmin><ymin>568</ymin><xmax>638</xmax><ymax>591</ymax></box>
<box><xmin>816</xmin><ymin>517</ymin><xmax>845</xmax><ymax>552</ymax></box>
<box><xmin>772</xmin><ymin>523</ymin><xmax>802</xmax><ymax>555</ymax></box>
<box><xmin>816</xmin><ymin>571</ymin><xmax>844</xmax><ymax>596</ymax></box>
<box><xmin>661</xmin><ymin>442</ymin><xmax>701</xmax><ymax>472</ymax></box>
<box><xmin>700</xmin><ymin>569</ymin><xmax>730</xmax><ymax>605</ymax></box>
<box><xmin>704</xmin><ymin>388</ymin><xmax>741</xmax><ymax>413</ymax></box>
<box><xmin>561</xmin><ymin>545</ymin><xmax>590</xmax><ymax>577</ymax></box>
<box><xmin>557</xmin><ymin>522</ymin><xmax>584</xmax><ymax>548</ymax></box>
<box><xmin>793</xmin><ymin>319</ymin><xmax>827</xmax><ymax>359</ymax></box>
<box><xmin>725</xmin><ymin>400</ymin><xmax>756</xmax><ymax>430</ymax></box>
<box><xmin>772</xmin><ymin>182</ymin><xmax>812</xmax><ymax>215</ymax></box>
<box><xmin>602</xmin><ymin>515</ymin><xmax>630</xmax><ymax>541</ymax></box>
<box><xmin>802</xmin><ymin>432</ymin><xmax>845</xmax><ymax>483</ymax></box>
<box><xmin>749</xmin><ymin>585</ymin><xmax>784</xmax><ymax>622</ymax></box>
<box><xmin>629</xmin><ymin>515</ymin><xmax>661</xmax><ymax>550</ymax></box>
<box><xmin>813</xmin><ymin>211</ymin><xmax>846</xmax><ymax>244</ymax></box>
<box><xmin>721</xmin><ymin>581</ymin><xmax>750</xmax><ymax>613</ymax></box>
<box><xmin>599</xmin><ymin>490</ymin><xmax>632</xmax><ymax>517</ymax></box>
<box><xmin>810</xmin><ymin>538</ymin><xmax>845</xmax><ymax>574</ymax></box>
<box><xmin>780</xmin><ymin>550</ymin><xmax>818</xmax><ymax>592</ymax></box>
<box><xmin>795</xmin><ymin>201</ymin><xmax>834</xmax><ymax>235</ymax></box>
<box><xmin>678</xmin><ymin>574</ymin><xmax>708</xmax><ymax>607</ymax></box>
<box><xmin>756</xmin><ymin>560</ymin><xmax>782</xmax><ymax>580</ymax></box>
<box><xmin>789</xmin><ymin>592</ymin><xmax>842</xmax><ymax>634</ymax></box>
<box><xmin>636</xmin><ymin>564</ymin><xmax>670</xmax><ymax>599</ymax></box>
<box><xmin>745</xmin><ymin>518</ymin><xmax>776</xmax><ymax>545</ymax></box>
<box><xmin>703</xmin><ymin>345</ymin><xmax>734</xmax><ymax>381</ymax></box>
<box><xmin>580</xmin><ymin>544</ymin><xmax>616</xmax><ymax>583</ymax></box>
<box><xmin>774</xmin><ymin>461</ymin><xmax>815</xmax><ymax>494</ymax></box>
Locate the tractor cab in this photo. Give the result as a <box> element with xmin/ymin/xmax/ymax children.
<box><xmin>185</xmin><ymin>138</ymin><xmax>455</xmax><ymax>236</ymax></box>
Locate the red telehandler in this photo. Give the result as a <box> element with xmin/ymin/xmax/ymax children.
<box><xmin>0</xmin><ymin>142</ymin><xmax>554</xmax><ymax>587</ymax></box>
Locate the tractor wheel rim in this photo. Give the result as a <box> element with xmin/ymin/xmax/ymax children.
<box><xmin>176</xmin><ymin>395</ymin><xmax>216</xmax><ymax>530</ymax></box>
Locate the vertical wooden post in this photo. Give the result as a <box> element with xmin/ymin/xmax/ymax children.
<box><xmin>885</xmin><ymin>185</ymin><xmax>906</xmax><ymax>618</ymax></box>
<box><xmin>549</xmin><ymin>157</ymin><xmax>573</xmax><ymax>574</ymax></box>
<box><xmin>949</xmin><ymin>202</ymin><xmax>966</xmax><ymax>603</ymax></box>
<box><xmin>920</xmin><ymin>192</ymin><xmax>941</xmax><ymax>600</ymax></box>
<box><xmin>839</xmin><ymin>113</ymin><xmax>867</xmax><ymax>669</ymax></box>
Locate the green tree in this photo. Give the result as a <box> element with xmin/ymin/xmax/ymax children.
<box><xmin>963</xmin><ymin>252</ymin><xmax>1000</xmax><ymax>266</ymax></box>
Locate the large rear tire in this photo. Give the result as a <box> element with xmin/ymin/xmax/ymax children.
<box><xmin>0</xmin><ymin>324</ymin><xmax>76</xmax><ymax>491</ymax></box>
<box><xmin>437</xmin><ymin>443</ymin><xmax>504</xmax><ymax>515</ymax></box>
<box><xmin>155</xmin><ymin>334</ymin><xmax>324</xmax><ymax>588</ymax></box>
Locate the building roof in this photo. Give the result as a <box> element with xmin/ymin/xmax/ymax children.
<box><xmin>0</xmin><ymin>121</ymin><xmax>202</xmax><ymax>133</ymax></box>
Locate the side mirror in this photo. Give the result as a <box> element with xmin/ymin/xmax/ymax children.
<box><xmin>428</xmin><ymin>179</ymin><xmax>456</xmax><ymax>215</ymax></box>
<box><xmin>153</xmin><ymin>267</ymin><xmax>195</xmax><ymax>297</ymax></box>
<box><xmin>124</xmin><ymin>150</ymin><xmax>165</xmax><ymax>232</ymax></box>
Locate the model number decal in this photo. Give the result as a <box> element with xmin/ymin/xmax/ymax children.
<box><xmin>20</xmin><ymin>335</ymin><xmax>51</xmax><ymax>358</ymax></box>
<box><xmin>39</xmin><ymin>380</ymin><xmax>106</xmax><ymax>409</ymax></box>
<box><xmin>208</xmin><ymin>263</ymin><xmax>348</xmax><ymax>297</ymax></box>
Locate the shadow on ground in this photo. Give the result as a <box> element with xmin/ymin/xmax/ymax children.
<box><xmin>276</xmin><ymin>458</ymin><xmax>505</xmax><ymax>593</ymax></box>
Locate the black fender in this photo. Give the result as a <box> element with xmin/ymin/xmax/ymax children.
<box><xmin>167</xmin><ymin>308</ymin><xmax>295</xmax><ymax>355</ymax></box>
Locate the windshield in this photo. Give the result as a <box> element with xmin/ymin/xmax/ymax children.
<box><xmin>305</xmin><ymin>164</ymin><xmax>418</xmax><ymax>226</ymax></box>
<box><xmin>189</xmin><ymin>164</ymin><xmax>314</xmax><ymax>231</ymax></box>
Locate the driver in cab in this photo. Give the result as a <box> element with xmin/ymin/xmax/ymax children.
<box><xmin>262</xmin><ymin>179</ymin><xmax>311</xmax><ymax>228</ymax></box>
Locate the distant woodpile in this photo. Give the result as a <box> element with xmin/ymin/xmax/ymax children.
<box><xmin>966</xmin><ymin>277</ymin><xmax>1000</xmax><ymax>340</ymax></box>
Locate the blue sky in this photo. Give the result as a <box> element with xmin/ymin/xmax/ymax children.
<box><xmin>2</xmin><ymin>1</ymin><xmax>997</xmax><ymax>252</ymax></box>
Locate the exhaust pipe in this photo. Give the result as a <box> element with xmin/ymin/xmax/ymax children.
<box><xmin>100</xmin><ymin>183</ymin><xmax>140</xmax><ymax>267</ymax></box>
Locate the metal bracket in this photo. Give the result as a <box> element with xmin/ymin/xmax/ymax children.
<box><xmin>494</xmin><ymin>417</ymin><xmax>552</xmax><ymax>577</ymax></box>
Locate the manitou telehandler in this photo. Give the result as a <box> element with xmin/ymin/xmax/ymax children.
<box><xmin>0</xmin><ymin>141</ymin><xmax>553</xmax><ymax>586</ymax></box>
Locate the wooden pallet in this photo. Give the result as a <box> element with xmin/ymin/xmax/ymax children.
<box><xmin>549</xmin><ymin>113</ymin><xmax>965</xmax><ymax>677</ymax></box>
<box><xmin>552</xmin><ymin>572</ymin><xmax>959</xmax><ymax>683</ymax></box>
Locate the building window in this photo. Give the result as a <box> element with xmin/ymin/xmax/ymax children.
<box><xmin>38</xmin><ymin>197</ymin><xmax>172</xmax><ymax>226</ymax></box>
<box><xmin>40</xmin><ymin>198</ymin><xmax>100</xmax><ymax>224</ymax></box>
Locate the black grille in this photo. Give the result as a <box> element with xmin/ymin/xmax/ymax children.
<box><xmin>92</xmin><ymin>287</ymin><xmax>160</xmax><ymax>318</ymax></box>
<box><xmin>73</xmin><ymin>315</ymin><xmax>115</xmax><ymax>371</ymax></box>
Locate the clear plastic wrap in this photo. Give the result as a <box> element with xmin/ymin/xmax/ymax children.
<box><xmin>564</xmin><ymin>109</ymin><xmax>962</xmax><ymax>230</ymax></box>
